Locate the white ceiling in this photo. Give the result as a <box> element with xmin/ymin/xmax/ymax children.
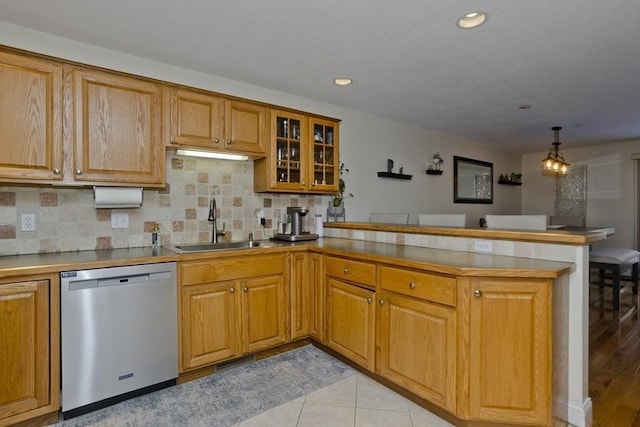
<box><xmin>1</xmin><ymin>0</ymin><xmax>639</xmax><ymax>154</ymax></box>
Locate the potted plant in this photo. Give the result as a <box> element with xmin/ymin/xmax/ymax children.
<box><xmin>329</xmin><ymin>163</ymin><xmax>353</xmax><ymax>213</ymax></box>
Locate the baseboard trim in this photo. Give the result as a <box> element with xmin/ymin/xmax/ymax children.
<box><xmin>570</xmin><ymin>398</ymin><xmax>593</xmax><ymax>427</ymax></box>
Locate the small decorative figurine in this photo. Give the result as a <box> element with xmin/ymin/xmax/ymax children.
<box><xmin>432</xmin><ymin>153</ymin><xmax>443</xmax><ymax>171</ymax></box>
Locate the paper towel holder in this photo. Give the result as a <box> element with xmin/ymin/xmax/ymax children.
<box><xmin>93</xmin><ymin>186</ymin><xmax>144</xmax><ymax>209</ymax></box>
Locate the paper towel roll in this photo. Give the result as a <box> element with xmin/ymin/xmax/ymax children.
<box><xmin>94</xmin><ymin>187</ymin><xmax>143</xmax><ymax>208</ymax></box>
<box><xmin>315</xmin><ymin>215</ymin><xmax>324</xmax><ymax>237</ymax></box>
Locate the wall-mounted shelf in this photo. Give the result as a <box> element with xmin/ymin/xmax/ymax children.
<box><xmin>377</xmin><ymin>172</ymin><xmax>413</xmax><ymax>180</ymax></box>
<box><xmin>426</xmin><ymin>170</ymin><xmax>443</xmax><ymax>175</ymax></box>
<box><xmin>498</xmin><ymin>174</ymin><xmax>522</xmax><ymax>185</ymax></box>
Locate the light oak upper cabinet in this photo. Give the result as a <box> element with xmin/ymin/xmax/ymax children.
<box><xmin>308</xmin><ymin>117</ymin><xmax>339</xmax><ymax>194</ymax></box>
<box><xmin>167</xmin><ymin>88</ymin><xmax>267</xmax><ymax>158</ymax></box>
<box><xmin>254</xmin><ymin>110</ymin><xmax>307</xmax><ymax>192</ymax></box>
<box><xmin>254</xmin><ymin>111</ymin><xmax>339</xmax><ymax>194</ymax></box>
<box><xmin>0</xmin><ymin>276</ymin><xmax>59</xmax><ymax>426</ymax></box>
<box><xmin>464</xmin><ymin>277</ymin><xmax>552</xmax><ymax>426</ymax></box>
<box><xmin>0</xmin><ymin>51</ymin><xmax>64</xmax><ymax>183</ymax></box>
<box><xmin>71</xmin><ymin>67</ymin><xmax>165</xmax><ymax>187</ymax></box>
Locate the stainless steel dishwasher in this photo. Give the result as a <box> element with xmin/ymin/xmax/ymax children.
<box><xmin>61</xmin><ymin>262</ymin><xmax>178</xmax><ymax>419</ymax></box>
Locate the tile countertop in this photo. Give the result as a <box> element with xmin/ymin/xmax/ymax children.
<box><xmin>0</xmin><ymin>238</ymin><xmax>573</xmax><ymax>280</ymax></box>
<box><xmin>325</xmin><ymin>222</ymin><xmax>615</xmax><ymax>245</ymax></box>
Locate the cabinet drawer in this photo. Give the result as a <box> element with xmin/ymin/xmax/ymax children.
<box><xmin>182</xmin><ymin>253</ymin><xmax>285</xmax><ymax>286</ymax></box>
<box><xmin>326</xmin><ymin>256</ymin><xmax>375</xmax><ymax>287</ymax></box>
<box><xmin>378</xmin><ymin>266</ymin><xmax>456</xmax><ymax>306</ymax></box>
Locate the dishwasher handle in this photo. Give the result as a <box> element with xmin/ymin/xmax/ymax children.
<box><xmin>98</xmin><ymin>273</ymin><xmax>150</xmax><ymax>287</ymax></box>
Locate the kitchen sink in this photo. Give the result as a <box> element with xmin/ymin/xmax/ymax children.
<box><xmin>167</xmin><ymin>241</ymin><xmax>265</xmax><ymax>253</ymax></box>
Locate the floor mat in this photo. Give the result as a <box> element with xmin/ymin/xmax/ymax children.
<box><xmin>54</xmin><ymin>345</ymin><xmax>356</xmax><ymax>427</ymax></box>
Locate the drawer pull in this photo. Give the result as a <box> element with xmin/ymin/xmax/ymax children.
<box><xmin>366</xmin><ymin>298</ymin><xmax>373</xmax><ymax>304</ymax></box>
<box><xmin>409</xmin><ymin>282</ymin><xmax>416</xmax><ymax>289</ymax></box>
<box><xmin>343</xmin><ymin>268</ymin><xmax>349</xmax><ymax>274</ymax></box>
<box><xmin>379</xmin><ymin>299</ymin><xmax>385</xmax><ymax>305</ymax></box>
<box><xmin>243</xmin><ymin>286</ymin><xmax>249</xmax><ymax>292</ymax></box>
<box><xmin>474</xmin><ymin>290</ymin><xmax>482</xmax><ymax>297</ymax></box>
<box><xmin>229</xmin><ymin>287</ymin><xmax>235</xmax><ymax>293</ymax></box>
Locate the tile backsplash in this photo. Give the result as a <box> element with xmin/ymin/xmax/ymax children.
<box><xmin>0</xmin><ymin>153</ymin><xmax>327</xmax><ymax>256</ymax></box>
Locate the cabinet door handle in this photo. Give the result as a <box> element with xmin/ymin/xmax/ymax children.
<box><xmin>474</xmin><ymin>290</ymin><xmax>482</xmax><ymax>297</ymax></box>
<box><xmin>53</xmin><ymin>168</ymin><xmax>61</xmax><ymax>175</ymax></box>
<box><xmin>243</xmin><ymin>286</ymin><xmax>248</xmax><ymax>292</ymax></box>
<box><xmin>343</xmin><ymin>268</ymin><xmax>349</xmax><ymax>274</ymax></box>
<box><xmin>366</xmin><ymin>298</ymin><xmax>372</xmax><ymax>304</ymax></box>
<box><xmin>226</xmin><ymin>139</ymin><xmax>232</xmax><ymax>145</ymax></box>
<box><xmin>409</xmin><ymin>282</ymin><xmax>416</xmax><ymax>289</ymax></box>
<box><xmin>76</xmin><ymin>169</ymin><xmax>83</xmax><ymax>175</ymax></box>
<box><xmin>229</xmin><ymin>287</ymin><xmax>235</xmax><ymax>293</ymax></box>
<box><xmin>214</xmin><ymin>138</ymin><xmax>220</xmax><ymax>144</ymax></box>
<box><xmin>379</xmin><ymin>299</ymin><xmax>385</xmax><ymax>305</ymax></box>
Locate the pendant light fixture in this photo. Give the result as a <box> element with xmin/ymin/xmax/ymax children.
<box><xmin>542</xmin><ymin>126</ymin><xmax>569</xmax><ymax>175</ymax></box>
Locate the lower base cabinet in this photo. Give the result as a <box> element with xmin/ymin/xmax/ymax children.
<box><xmin>326</xmin><ymin>278</ymin><xmax>376</xmax><ymax>371</ymax></box>
<box><xmin>0</xmin><ymin>276</ymin><xmax>59</xmax><ymax>427</ymax></box>
<box><xmin>465</xmin><ymin>277</ymin><xmax>552</xmax><ymax>425</ymax></box>
<box><xmin>289</xmin><ymin>252</ymin><xmax>310</xmax><ymax>340</ymax></box>
<box><xmin>180</xmin><ymin>254</ymin><xmax>288</xmax><ymax>371</ymax></box>
<box><xmin>181</xmin><ymin>280</ymin><xmax>241</xmax><ymax>369</ymax></box>
<box><xmin>376</xmin><ymin>290</ymin><xmax>457</xmax><ymax>412</ymax></box>
<box><xmin>322</xmin><ymin>261</ymin><xmax>554</xmax><ymax>426</ymax></box>
<box><xmin>242</xmin><ymin>274</ymin><xmax>288</xmax><ymax>354</ymax></box>
<box><xmin>309</xmin><ymin>253</ymin><xmax>325</xmax><ymax>342</ymax></box>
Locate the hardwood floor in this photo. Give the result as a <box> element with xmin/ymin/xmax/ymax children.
<box><xmin>589</xmin><ymin>280</ymin><xmax>640</xmax><ymax>427</ymax></box>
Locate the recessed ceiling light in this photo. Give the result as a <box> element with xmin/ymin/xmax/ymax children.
<box><xmin>457</xmin><ymin>11</ymin><xmax>487</xmax><ymax>29</ymax></box>
<box><xmin>333</xmin><ymin>77</ymin><xmax>352</xmax><ymax>86</ymax></box>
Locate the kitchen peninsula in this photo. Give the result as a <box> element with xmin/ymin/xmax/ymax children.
<box><xmin>324</xmin><ymin>222</ymin><xmax>614</xmax><ymax>427</ymax></box>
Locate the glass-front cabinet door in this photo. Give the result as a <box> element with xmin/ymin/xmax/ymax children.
<box><xmin>308</xmin><ymin>117</ymin><xmax>339</xmax><ymax>193</ymax></box>
<box><xmin>253</xmin><ymin>110</ymin><xmax>339</xmax><ymax>194</ymax></box>
<box><xmin>273</xmin><ymin>111</ymin><xmax>306</xmax><ymax>190</ymax></box>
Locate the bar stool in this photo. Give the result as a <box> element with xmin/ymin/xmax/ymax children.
<box><xmin>589</xmin><ymin>248</ymin><xmax>640</xmax><ymax>309</ymax></box>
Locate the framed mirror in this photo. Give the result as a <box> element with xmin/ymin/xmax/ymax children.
<box><xmin>454</xmin><ymin>156</ymin><xmax>493</xmax><ymax>204</ymax></box>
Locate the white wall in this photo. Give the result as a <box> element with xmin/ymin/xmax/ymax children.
<box><xmin>522</xmin><ymin>139</ymin><xmax>640</xmax><ymax>249</ymax></box>
<box><xmin>1</xmin><ymin>22</ymin><xmax>522</xmax><ymax>228</ymax></box>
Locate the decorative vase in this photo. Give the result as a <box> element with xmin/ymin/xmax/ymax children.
<box><xmin>327</xmin><ymin>200</ymin><xmax>345</xmax><ymax>221</ymax></box>
<box><xmin>328</xmin><ymin>200</ymin><xmax>345</xmax><ymax>213</ymax></box>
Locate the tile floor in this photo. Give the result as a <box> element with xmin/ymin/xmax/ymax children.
<box><xmin>235</xmin><ymin>372</ymin><xmax>453</xmax><ymax>427</ymax></box>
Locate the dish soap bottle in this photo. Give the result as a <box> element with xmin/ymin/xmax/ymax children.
<box><xmin>152</xmin><ymin>223</ymin><xmax>161</xmax><ymax>248</ymax></box>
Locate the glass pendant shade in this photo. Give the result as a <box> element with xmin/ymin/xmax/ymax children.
<box><xmin>542</xmin><ymin>126</ymin><xmax>569</xmax><ymax>175</ymax></box>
